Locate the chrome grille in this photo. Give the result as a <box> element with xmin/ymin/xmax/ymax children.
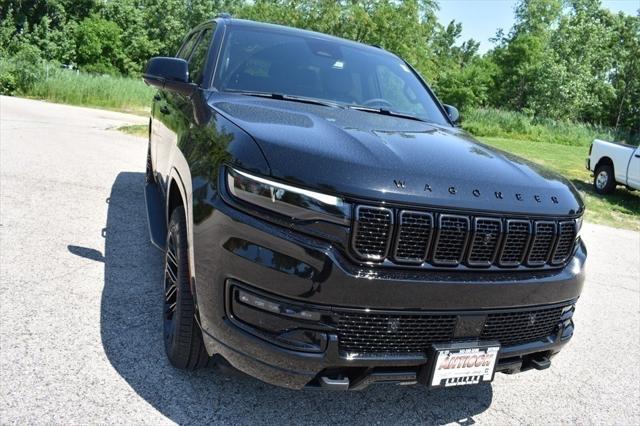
<box><xmin>432</xmin><ymin>215</ymin><xmax>470</xmax><ymax>265</ymax></box>
<box><xmin>350</xmin><ymin>204</ymin><xmax>579</xmax><ymax>269</ymax></box>
<box><xmin>393</xmin><ymin>211</ymin><xmax>433</xmax><ymax>263</ymax></box>
<box><xmin>351</xmin><ymin>206</ymin><xmax>393</xmax><ymax>260</ymax></box>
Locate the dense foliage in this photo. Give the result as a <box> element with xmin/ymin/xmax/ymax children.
<box><xmin>1</xmin><ymin>0</ymin><xmax>638</xmax><ymax>140</ymax></box>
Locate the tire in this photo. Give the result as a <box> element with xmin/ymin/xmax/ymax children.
<box><xmin>593</xmin><ymin>164</ymin><xmax>616</xmax><ymax>194</ymax></box>
<box><xmin>163</xmin><ymin>206</ymin><xmax>209</xmax><ymax>369</ymax></box>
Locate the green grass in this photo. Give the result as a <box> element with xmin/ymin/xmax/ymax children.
<box><xmin>478</xmin><ymin>136</ymin><xmax>640</xmax><ymax>230</ymax></box>
<box><xmin>1</xmin><ymin>58</ymin><xmax>153</xmax><ymax>114</ymax></box>
<box><xmin>27</xmin><ymin>69</ymin><xmax>153</xmax><ymax>114</ymax></box>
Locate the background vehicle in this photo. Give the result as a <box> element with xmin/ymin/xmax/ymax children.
<box><xmin>586</xmin><ymin>139</ymin><xmax>640</xmax><ymax>194</ymax></box>
<box><xmin>142</xmin><ymin>17</ymin><xmax>586</xmax><ymax>391</ymax></box>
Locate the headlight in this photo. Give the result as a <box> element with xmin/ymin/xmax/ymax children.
<box><xmin>226</xmin><ymin>167</ymin><xmax>351</xmax><ymax>225</ymax></box>
<box><xmin>575</xmin><ymin>216</ymin><xmax>583</xmax><ymax>239</ymax></box>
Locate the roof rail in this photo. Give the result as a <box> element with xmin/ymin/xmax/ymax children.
<box><xmin>216</xmin><ymin>12</ymin><xmax>232</xmax><ymax>19</ymax></box>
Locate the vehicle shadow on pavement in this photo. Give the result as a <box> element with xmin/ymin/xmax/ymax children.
<box><xmin>99</xmin><ymin>172</ymin><xmax>493</xmax><ymax>424</ymax></box>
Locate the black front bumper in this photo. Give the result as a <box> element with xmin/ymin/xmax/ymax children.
<box><xmin>192</xmin><ymin>197</ymin><xmax>586</xmax><ymax>390</ymax></box>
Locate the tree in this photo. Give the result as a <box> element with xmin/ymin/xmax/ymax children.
<box><xmin>607</xmin><ymin>12</ymin><xmax>640</xmax><ymax>139</ymax></box>
<box><xmin>75</xmin><ymin>15</ymin><xmax>125</xmax><ymax>74</ymax></box>
<box><xmin>429</xmin><ymin>20</ymin><xmax>495</xmax><ymax>110</ymax></box>
<box><xmin>0</xmin><ymin>0</ymin><xmax>637</xmax><ymax>138</ymax></box>
<box><xmin>237</xmin><ymin>0</ymin><xmax>439</xmax><ymax>80</ymax></box>
<box><xmin>489</xmin><ymin>0</ymin><xmax>563</xmax><ymax>112</ymax></box>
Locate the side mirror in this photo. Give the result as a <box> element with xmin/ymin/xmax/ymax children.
<box><xmin>142</xmin><ymin>57</ymin><xmax>197</xmax><ymax>96</ymax></box>
<box><xmin>443</xmin><ymin>104</ymin><xmax>460</xmax><ymax>124</ymax></box>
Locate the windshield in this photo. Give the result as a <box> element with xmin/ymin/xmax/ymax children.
<box><xmin>214</xmin><ymin>26</ymin><xmax>450</xmax><ymax>126</ymax></box>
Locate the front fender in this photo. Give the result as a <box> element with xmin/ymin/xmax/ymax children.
<box><xmin>167</xmin><ymin>160</ymin><xmax>194</xmax><ymax>278</ymax></box>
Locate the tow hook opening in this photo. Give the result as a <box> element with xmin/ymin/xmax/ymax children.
<box><xmin>522</xmin><ymin>351</ymin><xmax>553</xmax><ymax>371</ymax></box>
<box><xmin>320</xmin><ymin>376</ymin><xmax>350</xmax><ymax>390</ymax></box>
<box><xmin>310</xmin><ymin>367</ymin><xmax>419</xmax><ymax>391</ymax></box>
<box><xmin>529</xmin><ymin>355</ymin><xmax>552</xmax><ymax>370</ymax></box>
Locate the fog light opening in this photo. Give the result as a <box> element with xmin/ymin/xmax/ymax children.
<box><xmin>236</xmin><ymin>288</ymin><xmax>322</xmax><ymax>321</ymax></box>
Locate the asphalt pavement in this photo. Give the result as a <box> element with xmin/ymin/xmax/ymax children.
<box><xmin>1</xmin><ymin>95</ymin><xmax>639</xmax><ymax>425</ymax></box>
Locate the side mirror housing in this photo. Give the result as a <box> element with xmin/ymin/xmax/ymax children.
<box><xmin>142</xmin><ymin>57</ymin><xmax>197</xmax><ymax>96</ymax></box>
<box><xmin>443</xmin><ymin>104</ymin><xmax>460</xmax><ymax>124</ymax></box>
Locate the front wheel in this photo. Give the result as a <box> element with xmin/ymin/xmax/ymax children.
<box><xmin>593</xmin><ymin>164</ymin><xmax>616</xmax><ymax>194</ymax></box>
<box><xmin>163</xmin><ymin>207</ymin><xmax>209</xmax><ymax>369</ymax></box>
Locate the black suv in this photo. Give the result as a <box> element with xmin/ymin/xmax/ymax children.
<box><xmin>143</xmin><ymin>17</ymin><xmax>585</xmax><ymax>390</ymax></box>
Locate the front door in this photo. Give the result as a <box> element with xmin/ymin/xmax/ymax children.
<box><xmin>626</xmin><ymin>147</ymin><xmax>640</xmax><ymax>189</ymax></box>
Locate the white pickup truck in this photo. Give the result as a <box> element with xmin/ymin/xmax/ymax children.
<box><xmin>586</xmin><ymin>139</ymin><xmax>640</xmax><ymax>194</ymax></box>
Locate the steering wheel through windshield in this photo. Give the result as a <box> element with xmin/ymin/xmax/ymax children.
<box><xmin>361</xmin><ymin>98</ymin><xmax>394</xmax><ymax>109</ymax></box>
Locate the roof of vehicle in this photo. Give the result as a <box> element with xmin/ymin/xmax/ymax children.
<box><xmin>214</xmin><ymin>17</ymin><xmax>399</xmax><ymax>59</ymax></box>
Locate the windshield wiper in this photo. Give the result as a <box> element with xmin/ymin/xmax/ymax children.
<box><xmin>347</xmin><ymin>105</ymin><xmax>428</xmax><ymax>123</ymax></box>
<box><xmin>226</xmin><ymin>90</ymin><xmax>345</xmax><ymax>109</ymax></box>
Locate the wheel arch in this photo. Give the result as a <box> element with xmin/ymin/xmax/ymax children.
<box><xmin>165</xmin><ymin>166</ymin><xmax>197</xmax><ymax>294</ymax></box>
<box><xmin>595</xmin><ymin>156</ymin><xmax>614</xmax><ymax>171</ymax></box>
<box><xmin>167</xmin><ymin>178</ymin><xmax>185</xmax><ymax>218</ymax></box>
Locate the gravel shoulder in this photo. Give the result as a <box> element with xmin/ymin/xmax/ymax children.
<box><xmin>1</xmin><ymin>96</ymin><xmax>639</xmax><ymax>425</ymax></box>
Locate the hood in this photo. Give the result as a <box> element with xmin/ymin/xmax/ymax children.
<box><xmin>211</xmin><ymin>94</ymin><xmax>583</xmax><ymax>216</ymax></box>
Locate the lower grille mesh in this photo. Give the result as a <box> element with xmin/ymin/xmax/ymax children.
<box><xmin>337</xmin><ymin>305</ymin><xmax>567</xmax><ymax>355</ymax></box>
<box><xmin>337</xmin><ymin>313</ymin><xmax>457</xmax><ymax>354</ymax></box>
<box><xmin>481</xmin><ymin>306</ymin><xmax>564</xmax><ymax>345</ymax></box>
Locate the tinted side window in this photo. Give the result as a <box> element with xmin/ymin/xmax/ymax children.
<box><xmin>177</xmin><ymin>32</ymin><xmax>199</xmax><ymax>60</ymax></box>
<box><xmin>189</xmin><ymin>27</ymin><xmax>214</xmax><ymax>85</ymax></box>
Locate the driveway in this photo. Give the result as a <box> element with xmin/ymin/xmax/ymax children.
<box><xmin>1</xmin><ymin>96</ymin><xmax>639</xmax><ymax>424</ymax></box>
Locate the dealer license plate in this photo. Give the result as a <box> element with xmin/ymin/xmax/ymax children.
<box><xmin>430</xmin><ymin>345</ymin><xmax>499</xmax><ymax>388</ymax></box>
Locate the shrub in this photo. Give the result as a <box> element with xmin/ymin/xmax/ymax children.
<box><xmin>1</xmin><ymin>54</ymin><xmax>152</xmax><ymax>112</ymax></box>
<box><xmin>0</xmin><ymin>69</ymin><xmax>17</xmax><ymax>95</ymax></box>
<box><xmin>461</xmin><ymin>108</ymin><xmax>634</xmax><ymax>146</ymax></box>
<box><xmin>10</xmin><ymin>44</ymin><xmax>45</xmax><ymax>92</ymax></box>
<box><xmin>28</xmin><ymin>66</ymin><xmax>153</xmax><ymax>112</ymax></box>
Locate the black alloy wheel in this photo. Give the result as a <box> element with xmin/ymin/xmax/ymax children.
<box><xmin>162</xmin><ymin>207</ymin><xmax>209</xmax><ymax>369</ymax></box>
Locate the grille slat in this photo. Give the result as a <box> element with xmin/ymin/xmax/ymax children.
<box><xmin>551</xmin><ymin>221</ymin><xmax>577</xmax><ymax>264</ymax></box>
<box><xmin>499</xmin><ymin>220</ymin><xmax>532</xmax><ymax>266</ymax></box>
<box><xmin>527</xmin><ymin>221</ymin><xmax>556</xmax><ymax>265</ymax></box>
<box><xmin>393</xmin><ymin>211</ymin><xmax>433</xmax><ymax>263</ymax></box>
<box><xmin>337</xmin><ymin>305</ymin><xmax>567</xmax><ymax>354</ymax></box>
<box><xmin>468</xmin><ymin>218</ymin><xmax>502</xmax><ymax>266</ymax></box>
<box><xmin>352</xmin><ymin>206</ymin><xmax>393</xmax><ymax>260</ymax></box>
<box><xmin>432</xmin><ymin>215</ymin><xmax>470</xmax><ymax>265</ymax></box>
<box><xmin>351</xmin><ymin>204</ymin><xmax>578</xmax><ymax>269</ymax></box>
